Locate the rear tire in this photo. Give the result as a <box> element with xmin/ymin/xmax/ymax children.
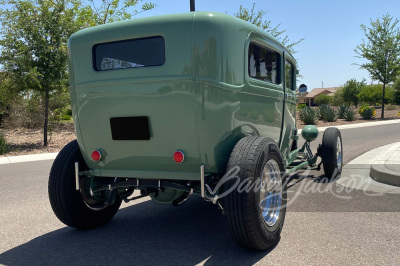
<box><xmin>48</xmin><ymin>140</ymin><xmax>121</xmax><ymax>229</ymax></box>
<box><xmin>321</xmin><ymin>128</ymin><xmax>343</xmax><ymax>180</ymax></box>
<box><xmin>223</xmin><ymin>136</ymin><xmax>287</xmax><ymax>251</ymax></box>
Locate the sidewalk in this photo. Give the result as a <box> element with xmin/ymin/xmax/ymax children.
<box><xmin>370</xmin><ymin>142</ymin><xmax>400</xmax><ymax>187</ymax></box>
<box><xmin>334</xmin><ymin>142</ymin><xmax>400</xmax><ymax>194</ymax></box>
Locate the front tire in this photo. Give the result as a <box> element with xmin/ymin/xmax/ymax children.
<box><xmin>48</xmin><ymin>140</ymin><xmax>121</xmax><ymax>229</ymax></box>
<box><xmin>321</xmin><ymin>128</ymin><xmax>343</xmax><ymax>180</ymax></box>
<box><xmin>223</xmin><ymin>136</ymin><xmax>287</xmax><ymax>251</ymax></box>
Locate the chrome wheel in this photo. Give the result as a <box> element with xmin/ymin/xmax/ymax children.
<box><xmin>259</xmin><ymin>159</ymin><xmax>283</xmax><ymax>227</ymax></box>
<box><xmin>336</xmin><ymin>136</ymin><xmax>342</xmax><ymax>170</ymax></box>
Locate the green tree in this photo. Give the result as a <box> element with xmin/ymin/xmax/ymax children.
<box><xmin>342</xmin><ymin>78</ymin><xmax>366</xmax><ymax>108</ymax></box>
<box><xmin>355</xmin><ymin>14</ymin><xmax>400</xmax><ymax>118</ymax></box>
<box><xmin>79</xmin><ymin>0</ymin><xmax>155</xmax><ymax>26</ymax></box>
<box><xmin>235</xmin><ymin>3</ymin><xmax>304</xmax><ymax>54</ymax></box>
<box><xmin>0</xmin><ymin>0</ymin><xmax>155</xmax><ymax>146</ymax></box>
<box><xmin>0</xmin><ymin>0</ymin><xmax>82</xmax><ymax>146</ymax></box>
<box><xmin>314</xmin><ymin>94</ymin><xmax>332</xmax><ymax>106</ymax></box>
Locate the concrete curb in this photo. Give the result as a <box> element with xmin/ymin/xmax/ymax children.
<box><xmin>370</xmin><ymin>142</ymin><xmax>400</xmax><ymax>187</ymax></box>
<box><xmin>0</xmin><ymin>152</ymin><xmax>58</xmax><ymax>165</ymax></box>
<box><xmin>298</xmin><ymin>118</ymin><xmax>400</xmax><ymax>134</ymax></box>
<box><xmin>338</xmin><ymin>143</ymin><xmax>400</xmax><ymax>194</ymax></box>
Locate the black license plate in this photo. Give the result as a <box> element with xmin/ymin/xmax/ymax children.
<box><xmin>110</xmin><ymin>116</ymin><xmax>150</xmax><ymax>140</ymax></box>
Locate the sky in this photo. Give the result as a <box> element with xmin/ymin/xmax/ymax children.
<box><xmin>135</xmin><ymin>0</ymin><xmax>400</xmax><ymax>91</ymax></box>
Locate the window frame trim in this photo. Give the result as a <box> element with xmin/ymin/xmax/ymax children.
<box><xmin>247</xmin><ymin>40</ymin><xmax>282</xmax><ymax>85</ymax></box>
<box><xmin>92</xmin><ymin>35</ymin><xmax>166</xmax><ymax>72</ymax></box>
<box><xmin>285</xmin><ymin>58</ymin><xmax>296</xmax><ymax>91</ymax></box>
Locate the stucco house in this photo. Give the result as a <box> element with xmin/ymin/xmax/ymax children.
<box><xmin>298</xmin><ymin>87</ymin><xmax>340</xmax><ymax>106</ymax></box>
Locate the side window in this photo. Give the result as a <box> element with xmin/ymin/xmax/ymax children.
<box><xmin>285</xmin><ymin>60</ymin><xmax>294</xmax><ymax>90</ymax></box>
<box><xmin>248</xmin><ymin>42</ymin><xmax>281</xmax><ymax>84</ymax></box>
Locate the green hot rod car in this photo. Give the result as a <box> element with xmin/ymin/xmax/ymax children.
<box><xmin>48</xmin><ymin>11</ymin><xmax>343</xmax><ymax>251</ymax></box>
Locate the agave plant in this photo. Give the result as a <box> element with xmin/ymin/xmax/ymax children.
<box><xmin>318</xmin><ymin>104</ymin><xmax>337</xmax><ymax>122</ymax></box>
<box><xmin>299</xmin><ymin>106</ymin><xmax>318</xmax><ymax>125</ymax></box>
<box><xmin>338</xmin><ymin>105</ymin><xmax>349</xmax><ymax>119</ymax></box>
<box><xmin>343</xmin><ymin>109</ymin><xmax>357</xmax><ymax>121</ymax></box>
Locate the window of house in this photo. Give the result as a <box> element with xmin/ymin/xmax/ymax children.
<box><xmin>93</xmin><ymin>36</ymin><xmax>165</xmax><ymax>71</ymax></box>
<box><xmin>248</xmin><ymin>42</ymin><xmax>281</xmax><ymax>84</ymax></box>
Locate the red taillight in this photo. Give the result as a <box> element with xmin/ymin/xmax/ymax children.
<box><xmin>173</xmin><ymin>151</ymin><xmax>185</xmax><ymax>163</ymax></box>
<box><xmin>91</xmin><ymin>150</ymin><xmax>102</xmax><ymax>161</ymax></box>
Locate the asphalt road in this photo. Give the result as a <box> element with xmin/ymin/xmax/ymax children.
<box><xmin>0</xmin><ymin>123</ymin><xmax>399</xmax><ymax>265</ymax></box>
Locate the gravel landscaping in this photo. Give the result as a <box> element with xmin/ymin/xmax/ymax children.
<box><xmin>0</xmin><ymin>123</ymin><xmax>75</xmax><ymax>157</ymax></box>
<box><xmin>297</xmin><ymin>108</ymin><xmax>400</xmax><ymax>129</ymax></box>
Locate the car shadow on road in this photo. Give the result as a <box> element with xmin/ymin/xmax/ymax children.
<box><xmin>287</xmin><ymin>170</ymin><xmax>333</xmax><ymax>190</ymax></box>
<box><xmin>0</xmin><ymin>196</ymin><xmax>274</xmax><ymax>266</ymax></box>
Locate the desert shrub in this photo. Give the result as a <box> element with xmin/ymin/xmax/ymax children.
<box><xmin>65</xmin><ymin>108</ymin><xmax>72</xmax><ymax>116</ymax></box>
<box><xmin>318</xmin><ymin>105</ymin><xmax>337</xmax><ymax>122</ymax></box>
<box><xmin>394</xmin><ymin>79</ymin><xmax>400</xmax><ymax>105</ymax></box>
<box><xmin>315</xmin><ymin>94</ymin><xmax>332</xmax><ymax>106</ymax></box>
<box><xmin>332</xmin><ymin>88</ymin><xmax>344</xmax><ymax>106</ymax></box>
<box><xmin>0</xmin><ymin>133</ymin><xmax>8</xmax><ymax>155</ymax></box>
<box><xmin>386</xmin><ymin>87</ymin><xmax>395</xmax><ymax>104</ymax></box>
<box><xmin>2</xmin><ymin>88</ymin><xmax>71</xmax><ymax>128</ymax></box>
<box><xmin>62</xmin><ymin>114</ymin><xmax>72</xmax><ymax>120</ymax></box>
<box><xmin>338</xmin><ymin>105</ymin><xmax>349</xmax><ymax>119</ymax></box>
<box><xmin>2</xmin><ymin>96</ymin><xmax>44</xmax><ymax>128</ymax></box>
<box><xmin>357</xmin><ymin>84</ymin><xmax>381</xmax><ymax>105</ymax></box>
<box><xmin>358</xmin><ymin>84</ymin><xmax>394</xmax><ymax>105</ymax></box>
<box><xmin>343</xmin><ymin>109</ymin><xmax>357</xmax><ymax>121</ymax></box>
<box><xmin>49</xmin><ymin>89</ymin><xmax>71</xmax><ymax>123</ymax></box>
<box><xmin>359</xmin><ymin>104</ymin><xmax>376</xmax><ymax>119</ymax></box>
<box><xmin>387</xmin><ymin>104</ymin><xmax>397</xmax><ymax>110</ymax></box>
<box><xmin>299</xmin><ymin>107</ymin><xmax>318</xmax><ymax>125</ymax></box>
<box><xmin>297</xmin><ymin>103</ymin><xmax>307</xmax><ymax>109</ymax></box>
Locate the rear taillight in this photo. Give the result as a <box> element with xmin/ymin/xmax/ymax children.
<box><xmin>173</xmin><ymin>151</ymin><xmax>185</xmax><ymax>163</ymax></box>
<box><xmin>91</xmin><ymin>150</ymin><xmax>102</xmax><ymax>161</ymax></box>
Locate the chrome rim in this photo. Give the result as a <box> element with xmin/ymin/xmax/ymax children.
<box><xmin>336</xmin><ymin>136</ymin><xmax>342</xmax><ymax>170</ymax></box>
<box><xmin>259</xmin><ymin>159</ymin><xmax>283</xmax><ymax>227</ymax></box>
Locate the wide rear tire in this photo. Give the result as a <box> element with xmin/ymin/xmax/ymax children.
<box><xmin>223</xmin><ymin>136</ymin><xmax>287</xmax><ymax>251</ymax></box>
<box><xmin>48</xmin><ymin>140</ymin><xmax>121</xmax><ymax>229</ymax></box>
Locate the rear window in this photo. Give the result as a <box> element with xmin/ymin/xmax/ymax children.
<box><xmin>93</xmin><ymin>36</ymin><xmax>165</xmax><ymax>71</ymax></box>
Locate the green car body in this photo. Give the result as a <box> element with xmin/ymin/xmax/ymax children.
<box><xmin>50</xmin><ymin>10</ymin><xmax>343</xmax><ymax>250</ymax></box>
<box><xmin>68</xmin><ymin>11</ymin><xmax>297</xmax><ymax>182</ymax></box>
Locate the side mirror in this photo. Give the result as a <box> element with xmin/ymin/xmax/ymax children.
<box><xmin>299</xmin><ymin>84</ymin><xmax>307</xmax><ymax>93</ymax></box>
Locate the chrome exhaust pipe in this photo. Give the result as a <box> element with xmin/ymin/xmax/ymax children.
<box><xmin>200</xmin><ymin>165</ymin><xmax>205</xmax><ymax>198</ymax></box>
<box><xmin>75</xmin><ymin>162</ymin><xmax>80</xmax><ymax>190</ymax></box>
